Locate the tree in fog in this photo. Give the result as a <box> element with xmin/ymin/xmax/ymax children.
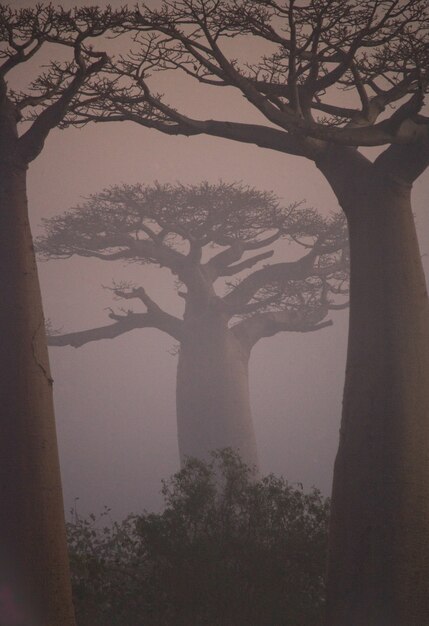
<box><xmin>0</xmin><ymin>6</ymin><xmax>129</xmax><ymax>624</ymax></box>
<box><xmin>68</xmin><ymin>449</ymin><xmax>330</xmax><ymax>626</ymax></box>
<box><xmin>38</xmin><ymin>181</ymin><xmax>347</xmax><ymax>469</ymax></box>
<box><xmin>67</xmin><ymin>1</ymin><xmax>429</xmax><ymax>621</ymax></box>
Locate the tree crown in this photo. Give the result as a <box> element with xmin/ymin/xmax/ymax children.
<box><xmin>65</xmin><ymin>0</ymin><xmax>428</xmax><ymax>165</ymax></box>
<box><xmin>37</xmin><ymin>180</ymin><xmax>337</xmax><ymax>261</ymax></box>
<box><xmin>38</xmin><ymin>181</ymin><xmax>348</xmax><ymax>350</ymax></box>
<box><xmin>0</xmin><ymin>3</ymin><xmax>129</xmax><ymax>163</ymax></box>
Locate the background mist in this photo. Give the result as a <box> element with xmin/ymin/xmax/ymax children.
<box><xmin>15</xmin><ymin>0</ymin><xmax>429</xmax><ymax>518</ymax></box>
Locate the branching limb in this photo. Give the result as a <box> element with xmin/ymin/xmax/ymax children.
<box><xmin>0</xmin><ymin>5</ymin><xmax>130</xmax><ymax>163</ymax></box>
<box><xmin>105</xmin><ymin>0</ymin><xmax>429</xmax><ymax>149</ymax></box>
<box><xmin>18</xmin><ymin>51</ymin><xmax>108</xmax><ymax>162</ymax></box>
<box><xmin>70</xmin><ymin>84</ymin><xmax>319</xmax><ymax>157</ymax></box>
<box><xmin>48</xmin><ymin>303</ymin><xmax>184</xmax><ymax>347</ymax></box>
<box><xmin>374</xmin><ymin>130</ymin><xmax>429</xmax><ymax>184</ymax></box>
<box><xmin>48</xmin><ymin>277</ymin><xmax>184</xmax><ymax>347</ymax></box>
<box><xmin>47</xmin><ymin>314</ymin><xmax>150</xmax><ymax>348</ymax></box>
<box><xmin>204</xmin><ymin>241</ymin><xmax>245</xmax><ymax>278</ymax></box>
<box><xmin>232</xmin><ymin>309</ymin><xmax>332</xmax><ymax>352</ymax></box>
<box><xmin>222</xmin><ymin>250</ymin><xmax>318</xmax><ymax>314</ymax></box>
<box><xmin>109</xmin><ymin>282</ymin><xmax>184</xmax><ymax>339</ymax></box>
<box><xmin>218</xmin><ymin>250</ymin><xmax>275</xmax><ymax>277</ymax></box>
<box><xmin>111</xmin><ymin>284</ymin><xmax>165</xmax><ymax>314</ymax></box>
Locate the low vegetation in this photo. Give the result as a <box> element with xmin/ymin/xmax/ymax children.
<box><xmin>67</xmin><ymin>450</ymin><xmax>329</xmax><ymax>626</ymax></box>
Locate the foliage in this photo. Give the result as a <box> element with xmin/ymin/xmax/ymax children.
<box><xmin>68</xmin><ymin>450</ymin><xmax>330</xmax><ymax>626</ymax></box>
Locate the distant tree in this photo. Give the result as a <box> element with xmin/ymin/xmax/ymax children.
<box><xmin>0</xmin><ymin>6</ymin><xmax>129</xmax><ymax>624</ymax></box>
<box><xmin>65</xmin><ymin>2</ymin><xmax>429</xmax><ymax>621</ymax></box>
<box><xmin>67</xmin><ymin>449</ymin><xmax>330</xmax><ymax>626</ymax></box>
<box><xmin>38</xmin><ymin>181</ymin><xmax>348</xmax><ymax>468</ymax></box>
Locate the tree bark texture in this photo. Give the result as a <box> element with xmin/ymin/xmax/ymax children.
<box><xmin>318</xmin><ymin>151</ymin><xmax>429</xmax><ymax>625</ymax></box>
<box><xmin>0</xmin><ymin>159</ymin><xmax>76</xmax><ymax>624</ymax></box>
<box><xmin>176</xmin><ymin>310</ymin><xmax>258</xmax><ymax>469</ymax></box>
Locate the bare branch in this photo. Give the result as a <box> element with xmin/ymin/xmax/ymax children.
<box><xmin>232</xmin><ymin>309</ymin><xmax>332</xmax><ymax>351</ymax></box>
<box><xmin>219</xmin><ymin>250</ymin><xmax>275</xmax><ymax>277</ymax></box>
<box><xmin>18</xmin><ymin>52</ymin><xmax>108</xmax><ymax>162</ymax></box>
<box><xmin>84</xmin><ymin>0</ymin><xmax>429</xmax><ymax>152</ymax></box>
<box><xmin>48</xmin><ymin>302</ymin><xmax>184</xmax><ymax>347</ymax></box>
<box><xmin>222</xmin><ymin>251</ymin><xmax>318</xmax><ymax>314</ymax></box>
<box><xmin>47</xmin><ymin>315</ymin><xmax>150</xmax><ymax>348</ymax></box>
<box><xmin>0</xmin><ymin>5</ymin><xmax>131</xmax><ymax>163</ymax></box>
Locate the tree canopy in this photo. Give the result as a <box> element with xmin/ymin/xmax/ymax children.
<box><xmin>0</xmin><ymin>4</ymin><xmax>129</xmax><ymax>164</ymax></box>
<box><xmin>65</xmin><ymin>0</ymin><xmax>428</xmax><ymax>173</ymax></box>
<box><xmin>37</xmin><ymin>181</ymin><xmax>348</xmax><ymax>350</ymax></box>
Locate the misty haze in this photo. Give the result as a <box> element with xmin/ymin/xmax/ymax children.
<box><xmin>1</xmin><ymin>1</ymin><xmax>428</xmax><ymax>624</ymax></box>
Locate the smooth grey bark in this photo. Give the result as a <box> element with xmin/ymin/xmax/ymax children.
<box><xmin>176</xmin><ymin>309</ymin><xmax>257</xmax><ymax>468</ymax></box>
<box><xmin>317</xmin><ymin>146</ymin><xmax>429</xmax><ymax>626</ymax></box>
<box><xmin>0</xmin><ymin>94</ymin><xmax>75</xmax><ymax>624</ymax></box>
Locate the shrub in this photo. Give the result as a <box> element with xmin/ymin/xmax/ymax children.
<box><xmin>68</xmin><ymin>450</ymin><xmax>329</xmax><ymax>626</ymax></box>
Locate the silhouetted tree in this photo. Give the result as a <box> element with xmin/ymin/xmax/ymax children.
<box><xmin>0</xmin><ymin>6</ymin><xmax>127</xmax><ymax>624</ymax></box>
<box><xmin>66</xmin><ymin>2</ymin><xmax>429</xmax><ymax>622</ymax></box>
<box><xmin>67</xmin><ymin>449</ymin><xmax>330</xmax><ymax>626</ymax></box>
<box><xmin>38</xmin><ymin>181</ymin><xmax>347</xmax><ymax>469</ymax></box>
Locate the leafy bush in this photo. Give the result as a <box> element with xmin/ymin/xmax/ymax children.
<box><xmin>68</xmin><ymin>450</ymin><xmax>329</xmax><ymax>626</ymax></box>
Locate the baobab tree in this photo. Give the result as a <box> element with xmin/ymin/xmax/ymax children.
<box><xmin>0</xmin><ymin>6</ymin><xmax>128</xmax><ymax>625</ymax></box>
<box><xmin>64</xmin><ymin>1</ymin><xmax>429</xmax><ymax>623</ymax></box>
<box><xmin>37</xmin><ymin>181</ymin><xmax>348</xmax><ymax>469</ymax></box>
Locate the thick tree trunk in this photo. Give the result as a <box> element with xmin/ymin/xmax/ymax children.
<box><xmin>176</xmin><ymin>312</ymin><xmax>258</xmax><ymax>469</ymax></box>
<box><xmin>319</xmin><ymin>153</ymin><xmax>429</xmax><ymax>625</ymax></box>
<box><xmin>0</xmin><ymin>162</ymin><xmax>76</xmax><ymax>625</ymax></box>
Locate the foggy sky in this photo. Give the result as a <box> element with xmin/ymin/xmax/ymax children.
<box><xmin>14</xmin><ymin>0</ymin><xmax>429</xmax><ymax>518</ymax></box>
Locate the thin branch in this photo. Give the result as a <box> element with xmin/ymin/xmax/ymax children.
<box><xmin>18</xmin><ymin>53</ymin><xmax>108</xmax><ymax>162</ymax></box>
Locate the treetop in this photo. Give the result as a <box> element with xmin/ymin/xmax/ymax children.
<box><xmin>36</xmin><ymin>180</ymin><xmax>332</xmax><ymax>260</ymax></box>
<box><xmin>40</xmin><ymin>180</ymin><xmax>348</xmax><ymax>350</ymax></box>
